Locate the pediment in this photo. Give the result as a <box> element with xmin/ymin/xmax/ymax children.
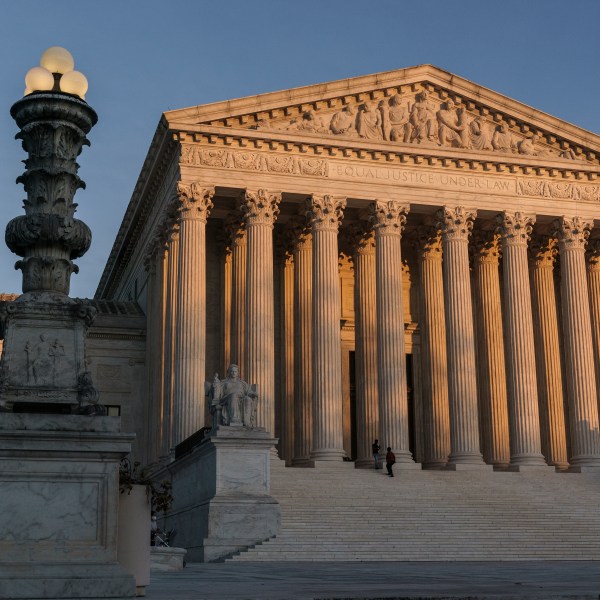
<box><xmin>166</xmin><ymin>65</ymin><xmax>600</xmax><ymax>167</ymax></box>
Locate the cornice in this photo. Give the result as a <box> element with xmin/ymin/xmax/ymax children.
<box><xmin>95</xmin><ymin>116</ymin><xmax>178</xmax><ymax>299</ymax></box>
<box><xmin>176</xmin><ymin>124</ymin><xmax>600</xmax><ymax>181</ymax></box>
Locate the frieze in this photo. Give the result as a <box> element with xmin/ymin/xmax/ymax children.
<box><xmin>181</xmin><ymin>145</ymin><xmax>327</xmax><ymax>177</ymax></box>
<box><xmin>516</xmin><ymin>178</ymin><xmax>600</xmax><ymax>202</ymax></box>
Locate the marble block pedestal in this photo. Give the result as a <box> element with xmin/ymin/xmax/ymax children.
<box><xmin>160</xmin><ymin>426</ymin><xmax>280</xmax><ymax>562</ymax></box>
<box><xmin>0</xmin><ymin>413</ymin><xmax>136</xmax><ymax>600</ymax></box>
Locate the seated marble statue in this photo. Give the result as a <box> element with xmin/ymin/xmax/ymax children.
<box><xmin>206</xmin><ymin>364</ymin><xmax>258</xmax><ymax>428</ymax></box>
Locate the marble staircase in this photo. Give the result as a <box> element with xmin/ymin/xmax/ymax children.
<box><xmin>228</xmin><ymin>462</ymin><xmax>600</xmax><ymax>561</ymax></box>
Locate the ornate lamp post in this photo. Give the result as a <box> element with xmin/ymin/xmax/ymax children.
<box><xmin>0</xmin><ymin>47</ymin><xmax>101</xmax><ymax>414</ymax></box>
<box><xmin>0</xmin><ymin>48</ymin><xmax>135</xmax><ymax>600</ymax></box>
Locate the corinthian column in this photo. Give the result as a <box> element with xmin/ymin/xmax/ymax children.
<box><xmin>290</xmin><ymin>218</ymin><xmax>313</xmax><ymax>465</ymax></box>
<box><xmin>437</xmin><ymin>206</ymin><xmax>485</xmax><ymax>467</ymax></box>
<box><xmin>529</xmin><ymin>236</ymin><xmax>568</xmax><ymax>468</ymax></box>
<box><xmin>225</xmin><ymin>211</ymin><xmax>247</xmax><ymax>373</ymax></box>
<box><xmin>588</xmin><ymin>241</ymin><xmax>600</xmax><ymax>421</ymax></box>
<box><xmin>497</xmin><ymin>212</ymin><xmax>546</xmax><ymax>467</ymax></box>
<box><xmin>555</xmin><ymin>216</ymin><xmax>600</xmax><ymax>467</ymax></box>
<box><xmin>472</xmin><ymin>231</ymin><xmax>510</xmax><ymax>468</ymax></box>
<box><xmin>306</xmin><ymin>194</ymin><xmax>346</xmax><ymax>461</ymax></box>
<box><xmin>416</xmin><ymin>226</ymin><xmax>450</xmax><ymax>468</ymax></box>
<box><xmin>347</xmin><ymin>223</ymin><xmax>379</xmax><ymax>468</ymax></box>
<box><xmin>172</xmin><ymin>183</ymin><xmax>214</xmax><ymax>445</ymax></box>
<box><xmin>369</xmin><ymin>200</ymin><xmax>415</xmax><ymax>465</ymax></box>
<box><xmin>241</xmin><ymin>189</ymin><xmax>281</xmax><ymax>435</ymax></box>
<box><xmin>162</xmin><ymin>221</ymin><xmax>179</xmax><ymax>456</ymax></box>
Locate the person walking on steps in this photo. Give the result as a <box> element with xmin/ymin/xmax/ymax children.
<box><xmin>386</xmin><ymin>447</ymin><xmax>396</xmax><ymax>477</ymax></box>
<box><xmin>372</xmin><ymin>439</ymin><xmax>380</xmax><ymax>469</ymax></box>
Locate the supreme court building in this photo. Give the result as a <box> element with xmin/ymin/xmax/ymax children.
<box><xmin>95</xmin><ymin>64</ymin><xmax>600</xmax><ymax>472</ymax></box>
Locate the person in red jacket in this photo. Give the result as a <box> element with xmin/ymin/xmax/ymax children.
<box><xmin>385</xmin><ymin>447</ymin><xmax>396</xmax><ymax>477</ymax></box>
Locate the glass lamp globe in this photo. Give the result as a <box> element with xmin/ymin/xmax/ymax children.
<box><xmin>24</xmin><ymin>66</ymin><xmax>54</xmax><ymax>93</ymax></box>
<box><xmin>59</xmin><ymin>70</ymin><xmax>88</xmax><ymax>99</ymax></box>
<box><xmin>40</xmin><ymin>46</ymin><xmax>75</xmax><ymax>74</ymax></box>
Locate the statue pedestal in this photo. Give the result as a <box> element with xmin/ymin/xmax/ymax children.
<box><xmin>0</xmin><ymin>413</ymin><xmax>136</xmax><ymax>599</ymax></box>
<box><xmin>160</xmin><ymin>426</ymin><xmax>280</xmax><ymax>562</ymax></box>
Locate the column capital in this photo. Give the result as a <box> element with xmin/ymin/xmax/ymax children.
<box><xmin>553</xmin><ymin>215</ymin><xmax>593</xmax><ymax>251</ymax></box>
<box><xmin>496</xmin><ymin>211</ymin><xmax>535</xmax><ymax>246</ymax></box>
<box><xmin>306</xmin><ymin>194</ymin><xmax>346</xmax><ymax>232</ymax></box>
<box><xmin>287</xmin><ymin>214</ymin><xmax>312</xmax><ymax>253</ymax></box>
<box><xmin>175</xmin><ymin>182</ymin><xmax>215</xmax><ymax>223</ymax></box>
<box><xmin>415</xmin><ymin>225</ymin><xmax>443</xmax><ymax>261</ymax></box>
<box><xmin>369</xmin><ymin>200</ymin><xmax>409</xmax><ymax>236</ymax></box>
<box><xmin>436</xmin><ymin>206</ymin><xmax>477</xmax><ymax>241</ymax></box>
<box><xmin>587</xmin><ymin>239</ymin><xmax>600</xmax><ymax>271</ymax></box>
<box><xmin>529</xmin><ymin>235</ymin><xmax>558</xmax><ymax>269</ymax></box>
<box><xmin>224</xmin><ymin>211</ymin><xmax>246</xmax><ymax>249</ymax></box>
<box><xmin>342</xmin><ymin>221</ymin><xmax>375</xmax><ymax>257</ymax></box>
<box><xmin>242</xmin><ymin>189</ymin><xmax>281</xmax><ymax>228</ymax></box>
<box><xmin>472</xmin><ymin>230</ymin><xmax>501</xmax><ymax>265</ymax></box>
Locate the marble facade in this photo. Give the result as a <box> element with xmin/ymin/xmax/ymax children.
<box><xmin>96</xmin><ymin>65</ymin><xmax>600</xmax><ymax>472</ymax></box>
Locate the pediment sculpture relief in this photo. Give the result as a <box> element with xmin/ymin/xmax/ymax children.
<box><xmin>249</xmin><ymin>90</ymin><xmax>588</xmax><ymax>162</ymax></box>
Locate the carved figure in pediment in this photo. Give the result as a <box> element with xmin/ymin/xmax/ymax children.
<box><xmin>287</xmin><ymin>110</ymin><xmax>328</xmax><ymax>134</ymax></box>
<box><xmin>329</xmin><ymin>104</ymin><xmax>357</xmax><ymax>135</ymax></box>
<box><xmin>469</xmin><ymin>115</ymin><xmax>492</xmax><ymax>151</ymax></box>
<box><xmin>357</xmin><ymin>103</ymin><xmax>382</xmax><ymax>140</ymax></box>
<box><xmin>437</xmin><ymin>99</ymin><xmax>466</xmax><ymax>147</ymax></box>
<box><xmin>517</xmin><ymin>133</ymin><xmax>552</xmax><ymax>157</ymax></box>
<box><xmin>409</xmin><ymin>90</ymin><xmax>437</xmax><ymax>143</ymax></box>
<box><xmin>560</xmin><ymin>145</ymin><xmax>577</xmax><ymax>160</ymax></box>
<box><xmin>382</xmin><ymin>94</ymin><xmax>410</xmax><ymax>142</ymax></box>
<box><xmin>491</xmin><ymin>123</ymin><xmax>515</xmax><ymax>153</ymax></box>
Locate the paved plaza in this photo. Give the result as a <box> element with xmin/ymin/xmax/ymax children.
<box><xmin>145</xmin><ymin>561</ymin><xmax>600</xmax><ymax>599</ymax></box>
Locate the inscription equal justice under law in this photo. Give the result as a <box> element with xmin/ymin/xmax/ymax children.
<box><xmin>330</xmin><ymin>163</ymin><xmax>515</xmax><ymax>193</ymax></box>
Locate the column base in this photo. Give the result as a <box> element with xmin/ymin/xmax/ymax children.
<box><xmin>506</xmin><ymin>464</ymin><xmax>555</xmax><ymax>473</ymax></box>
<box><xmin>446</xmin><ymin>463</ymin><xmax>493</xmax><ymax>471</ymax></box>
<box><xmin>447</xmin><ymin>452</ymin><xmax>486</xmax><ymax>467</ymax></box>
<box><xmin>569</xmin><ymin>456</ymin><xmax>600</xmax><ymax>469</ymax></box>
<box><xmin>508</xmin><ymin>453</ymin><xmax>548</xmax><ymax>468</ymax></box>
<box><xmin>310</xmin><ymin>448</ymin><xmax>347</xmax><ymax>461</ymax></box>
<box><xmin>568</xmin><ymin>465</ymin><xmax>600</xmax><ymax>473</ymax></box>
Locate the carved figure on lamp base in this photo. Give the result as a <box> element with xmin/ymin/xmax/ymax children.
<box><xmin>206</xmin><ymin>364</ymin><xmax>258</xmax><ymax>430</ymax></box>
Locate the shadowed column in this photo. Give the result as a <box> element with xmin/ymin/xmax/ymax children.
<box><xmin>225</xmin><ymin>211</ymin><xmax>247</xmax><ymax>375</ymax></box>
<box><xmin>241</xmin><ymin>189</ymin><xmax>281</xmax><ymax>435</ymax></box>
<box><xmin>172</xmin><ymin>183</ymin><xmax>214</xmax><ymax>445</ymax></box>
<box><xmin>497</xmin><ymin>211</ymin><xmax>546</xmax><ymax>468</ymax></box>
<box><xmin>587</xmin><ymin>241</ymin><xmax>600</xmax><ymax>423</ymax></box>
<box><xmin>307</xmin><ymin>194</ymin><xmax>346</xmax><ymax>461</ymax></box>
<box><xmin>348</xmin><ymin>223</ymin><xmax>379</xmax><ymax>468</ymax></box>
<box><xmin>529</xmin><ymin>236</ymin><xmax>568</xmax><ymax>468</ymax></box>
<box><xmin>472</xmin><ymin>231</ymin><xmax>510</xmax><ymax>468</ymax></box>
<box><xmin>437</xmin><ymin>206</ymin><xmax>485</xmax><ymax>467</ymax></box>
<box><xmin>370</xmin><ymin>200</ymin><xmax>416</xmax><ymax>465</ymax></box>
<box><xmin>555</xmin><ymin>216</ymin><xmax>600</xmax><ymax>467</ymax></box>
<box><xmin>417</xmin><ymin>225</ymin><xmax>450</xmax><ymax>469</ymax></box>
<box><xmin>290</xmin><ymin>218</ymin><xmax>313</xmax><ymax>465</ymax></box>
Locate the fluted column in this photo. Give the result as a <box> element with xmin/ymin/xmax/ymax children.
<box><xmin>162</xmin><ymin>223</ymin><xmax>179</xmax><ymax>456</ymax></box>
<box><xmin>555</xmin><ymin>216</ymin><xmax>600</xmax><ymax>467</ymax></box>
<box><xmin>226</xmin><ymin>212</ymin><xmax>247</xmax><ymax>373</ymax></box>
<box><xmin>280</xmin><ymin>249</ymin><xmax>295</xmax><ymax>463</ymax></box>
<box><xmin>472</xmin><ymin>232</ymin><xmax>510</xmax><ymax>468</ymax></box>
<box><xmin>416</xmin><ymin>226</ymin><xmax>450</xmax><ymax>468</ymax></box>
<box><xmin>370</xmin><ymin>200</ymin><xmax>415</xmax><ymax>464</ymax></box>
<box><xmin>588</xmin><ymin>241</ymin><xmax>600</xmax><ymax>422</ymax></box>
<box><xmin>437</xmin><ymin>206</ymin><xmax>485</xmax><ymax>466</ymax></box>
<box><xmin>291</xmin><ymin>221</ymin><xmax>313</xmax><ymax>465</ymax></box>
<box><xmin>497</xmin><ymin>212</ymin><xmax>546</xmax><ymax>467</ymax></box>
<box><xmin>529</xmin><ymin>236</ymin><xmax>568</xmax><ymax>468</ymax></box>
<box><xmin>348</xmin><ymin>223</ymin><xmax>379</xmax><ymax>468</ymax></box>
<box><xmin>221</xmin><ymin>245</ymin><xmax>232</xmax><ymax>370</ymax></box>
<box><xmin>241</xmin><ymin>189</ymin><xmax>281</xmax><ymax>435</ymax></box>
<box><xmin>172</xmin><ymin>183</ymin><xmax>214</xmax><ymax>445</ymax></box>
<box><xmin>306</xmin><ymin>194</ymin><xmax>346</xmax><ymax>461</ymax></box>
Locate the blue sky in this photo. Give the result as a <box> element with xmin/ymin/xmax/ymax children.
<box><xmin>0</xmin><ymin>0</ymin><xmax>598</xmax><ymax>297</ymax></box>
